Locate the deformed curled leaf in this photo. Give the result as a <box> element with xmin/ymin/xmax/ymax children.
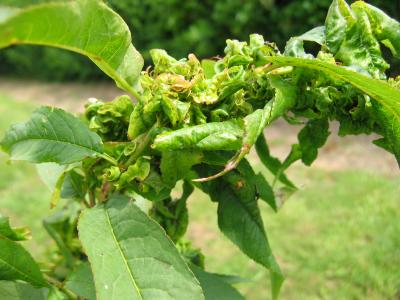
<box><xmin>195</xmin><ymin>75</ymin><xmax>297</xmax><ymax>182</ymax></box>
<box><xmin>0</xmin><ymin>214</ymin><xmax>30</xmax><ymax>241</ymax></box>
<box><xmin>265</xmin><ymin>56</ymin><xmax>400</xmax><ymax>165</ymax></box>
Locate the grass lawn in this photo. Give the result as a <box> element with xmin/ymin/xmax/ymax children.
<box><xmin>0</xmin><ymin>94</ymin><xmax>399</xmax><ymax>299</ymax></box>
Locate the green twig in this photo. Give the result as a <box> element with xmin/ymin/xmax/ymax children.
<box><xmin>44</xmin><ymin>274</ymin><xmax>78</xmax><ymax>299</ymax></box>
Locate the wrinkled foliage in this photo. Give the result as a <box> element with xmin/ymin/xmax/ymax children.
<box><xmin>0</xmin><ymin>0</ymin><xmax>399</xmax><ymax>299</ymax></box>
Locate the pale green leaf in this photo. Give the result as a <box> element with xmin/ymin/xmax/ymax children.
<box><xmin>325</xmin><ymin>0</ymin><xmax>354</xmax><ymax>53</ymax></box>
<box><xmin>352</xmin><ymin>1</ymin><xmax>400</xmax><ymax>58</ymax></box>
<box><xmin>78</xmin><ymin>194</ymin><xmax>204</xmax><ymax>300</ymax></box>
<box><xmin>0</xmin><ymin>281</ymin><xmax>46</xmax><ymax>300</ymax></box>
<box><xmin>65</xmin><ymin>263</ymin><xmax>96</xmax><ymax>300</ymax></box>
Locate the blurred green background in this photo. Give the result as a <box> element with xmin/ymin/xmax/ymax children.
<box><xmin>1</xmin><ymin>0</ymin><xmax>399</xmax><ymax>81</ymax></box>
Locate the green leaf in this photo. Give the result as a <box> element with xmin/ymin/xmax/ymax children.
<box><xmin>0</xmin><ymin>237</ymin><xmax>46</xmax><ymax>287</ymax></box>
<box><xmin>298</xmin><ymin>118</ymin><xmax>330</xmax><ymax>166</ymax></box>
<box><xmin>0</xmin><ymin>0</ymin><xmax>143</xmax><ymax>94</ymax></box>
<box><xmin>255</xmin><ymin>135</ymin><xmax>296</xmax><ymax>189</ymax></box>
<box><xmin>116</xmin><ymin>157</ymin><xmax>150</xmax><ymax>190</ymax></box>
<box><xmin>153</xmin><ymin>120</ymin><xmax>244</xmax><ymax>151</ymax></box>
<box><xmin>209</xmin><ymin>174</ymin><xmax>283</xmax><ymax>300</ymax></box>
<box><xmin>160</xmin><ymin>150</ymin><xmax>203</xmax><ymax>188</ymax></box>
<box><xmin>284</xmin><ymin>26</ymin><xmax>325</xmax><ymax>58</ymax></box>
<box><xmin>0</xmin><ymin>281</ymin><xmax>46</xmax><ymax>300</ymax></box>
<box><xmin>325</xmin><ymin>0</ymin><xmax>354</xmax><ymax>53</ymax></box>
<box><xmin>213</xmin><ymin>273</ymin><xmax>252</xmax><ymax>285</ymax></box>
<box><xmin>36</xmin><ymin>163</ymin><xmax>68</xmax><ymax>191</ymax></box>
<box><xmin>355</xmin><ymin>1</ymin><xmax>400</xmax><ymax>58</ymax></box>
<box><xmin>0</xmin><ymin>214</ymin><xmax>29</xmax><ymax>241</ymax></box>
<box><xmin>61</xmin><ymin>170</ymin><xmax>86</xmax><ymax>199</ymax></box>
<box><xmin>0</xmin><ymin>107</ymin><xmax>104</xmax><ymax>164</ymax></box>
<box><xmin>78</xmin><ymin>194</ymin><xmax>204</xmax><ymax>300</ymax></box>
<box><xmin>191</xmin><ymin>266</ymin><xmax>244</xmax><ymax>300</ymax></box>
<box><xmin>43</xmin><ymin>205</ymin><xmax>80</xmax><ymax>269</ymax></box>
<box><xmin>47</xmin><ymin>286</ymin><xmax>68</xmax><ymax>300</ymax></box>
<box><xmin>325</xmin><ymin>0</ymin><xmax>399</xmax><ymax>78</ymax></box>
<box><xmin>252</xmin><ymin>173</ymin><xmax>277</xmax><ymax>211</ymax></box>
<box><xmin>201</xmin><ymin>59</ymin><xmax>216</xmax><ymax>79</ymax></box>
<box><xmin>265</xmin><ymin>56</ymin><xmax>400</xmax><ymax>165</ymax></box>
<box><xmin>65</xmin><ymin>263</ymin><xmax>96</xmax><ymax>300</ymax></box>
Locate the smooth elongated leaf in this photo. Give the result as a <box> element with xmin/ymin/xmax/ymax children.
<box><xmin>0</xmin><ymin>106</ymin><xmax>104</xmax><ymax>164</ymax></box>
<box><xmin>252</xmin><ymin>173</ymin><xmax>277</xmax><ymax>211</ymax></box>
<box><xmin>0</xmin><ymin>238</ymin><xmax>46</xmax><ymax>287</ymax></box>
<box><xmin>0</xmin><ymin>214</ymin><xmax>29</xmax><ymax>241</ymax></box>
<box><xmin>255</xmin><ymin>135</ymin><xmax>296</xmax><ymax>189</ymax></box>
<box><xmin>191</xmin><ymin>266</ymin><xmax>244</xmax><ymax>300</ymax></box>
<box><xmin>266</xmin><ymin>56</ymin><xmax>400</xmax><ymax>165</ymax></box>
<box><xmin>78</xmin><ymin>194</ymin><xmax>204</xmax><ymax>300</ymax></box>
<box><xmin>0</xmin><ymin>281</ymin><xmax>46</xmax><ymax>300</ymax></box>
<box><xmin>207</xmin><ymin>174</ymin><xmax>283</xmax><ymax>300</ymax></box>
<box><xmin>65</xmin><ymin>263</ymin><xmax>96</xmax><ymax>300</ymax></box>
<box><xmin>0</xmin><ymin>0</ymin><xmax>143</xmax><ymax>93</ymax></box>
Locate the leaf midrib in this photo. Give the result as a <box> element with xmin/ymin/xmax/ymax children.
<box><xmin>9</xmin><ymin>137</ymin><xmax>102</xmax><ymax>155</ymax></box>
<box><xmin>104</xmin><ymin>206</ymin><xmax>143</xmax><ymax>300</ymax></box>
<box><xmin>0</xmin><ymin>250</ymin><xmax>43</xmax><ymax>286</ymax></box>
